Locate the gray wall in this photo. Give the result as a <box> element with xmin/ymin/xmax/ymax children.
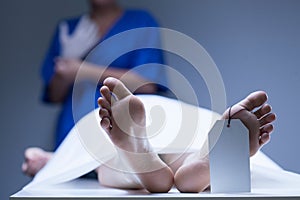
<box><xmin>1</xmin><ymin>0</ymin><xmax>299</xmax><ymax>199</ymax></box>
<box><xmin>119</xmin><ymin>0</ymin><xmax>300</xmax><ymax>172</ymax></box>
<box><xmin>0</xmin><ymin>1</ymin><xmax>89</xmax><ymax>199</ymax></box>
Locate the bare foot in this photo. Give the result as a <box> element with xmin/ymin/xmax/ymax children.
<box><xmin>222</xmin><ymin>91</ymin><xmax>276</xmax><ymax>156</ymax></box>
<box><xmin>97</xmin><ymin>77</ymin><xmax>174</xmax><ymax>193</ymax></box>
<box><xmin>97</xmin><ymin>77</ymin><xmax>150</xmax><ymax>153</ymax></box>
<box><xmin>175</xmin><ymin>91</ymin><xmax>276</xmax><ymax>193</ymax></box>
<box><xmin>22</xmin><ymin>147</ymin><xmax>52</xmax><ymax>177</ymax></box>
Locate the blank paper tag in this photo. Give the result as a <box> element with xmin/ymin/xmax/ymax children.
<box><xmin>209</xmin><ymin>119</ymin><xmax>251</xmax><ymax>193</ymax></box>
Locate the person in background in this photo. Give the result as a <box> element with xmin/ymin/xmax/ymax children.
<box><xmin>42</xmin><ymin>0</ymin><xmax>166</xmax><ymax>148</ymax></box>
<box><xmin>22</xmin><ymin>0</ymin><xmax>167</xmax><ymax>175</ymax></box>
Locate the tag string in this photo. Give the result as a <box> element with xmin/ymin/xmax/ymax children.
<box><xmin>110</xmin><ymin>92</ymin><xmax>118</xmax><ymax>101</ymax></box>
<box><xmin>227</xmin><ymin>106</ymin><xmax>232</xmax><ymax>127</ymax></box>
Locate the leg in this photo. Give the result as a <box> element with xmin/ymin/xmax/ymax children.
<box><xmin>22</xmin><ymin>147</ymin><xmax>52</xmax><ymax>177</ymax></box>
<box><xmin>174</xmin><ymin>91</ymin><xmax>276</xmax><ymax>192</ymax></box>
<box><xmin>97</xmin><ymin>77</ymin><xmax>174</xmax><ymax>193</ymax></box>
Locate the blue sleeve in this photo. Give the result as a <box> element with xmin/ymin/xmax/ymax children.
<box><xmin>40</xmin><ymin>24</ymin><xmax>61</xmax><ymax>103</ymax></box>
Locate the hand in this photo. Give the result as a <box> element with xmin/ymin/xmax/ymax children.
<box><xmin>54</xmin><ymin>58</ymin><xmax>82</xmax><ymax>84</ymax></box>
<box><xmin>59</xmin><ymin>15</ymin><xmax>100</xmax><ymax>58</ymax></box>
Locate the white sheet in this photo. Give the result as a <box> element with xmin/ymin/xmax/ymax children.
<box><xmin>24</xmin><ymin>95</ymin><xmax>217</xmax><ymax>189</ymax></box>
<box><xmin>23</xmin><ymin>95</ymin><xmax>300</xmax><ymax>194</ymax></box>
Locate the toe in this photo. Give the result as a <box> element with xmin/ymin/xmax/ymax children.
<box><xmin>98</xmin><ymin>97</ymin><xmax>111</xmax><ymax>111</ymax></box>
<box><xmin>24</xmin><ymin>147</ymin><xmax>42</xmax><ymax>160</ymax></box>
<box><xmin>259</xmin><ymin>133</ymin><xmax>270</xmax><ymax>146</ymax></box>
<box><xmin>100</xmin><ymin>86</ymin><xmax>112</xmax><ymax>103</ymax></box>
<box><xmin>99</xmin><ymin>108</ymin><xmax>110</xmax><ymax>119</ymax></box>
<box><xmin>101</xmin><ymin>117</ymin><xmax>111</xmax><ymax>131</ymax></box>
<box><xmin>103</xmin><ymin>77</ymin><xmax>132</xmax><ymax>100</ymax></box>
<box><xmin>259</xmin><ymin>113</ymin><xmax>276</xmax><ymax>127</ymax></box>
<box><xmin>22</xmin><ymin>162</ymin><xmax>28</xmax><ymax>172</ymax></box>
<box><xmin>240</xmin><ymin>91</ymin><xmax>268</xmax><ymax>111</ymax></box>
<box><xmin>260</xmin><ymin>124</ymin><xmax>274</xmax><ymax>135</ymax></box>
<box><xmin>253</xmin><ymin>104</ymin><xmax>272</xmax><ymax>119</ymax></box>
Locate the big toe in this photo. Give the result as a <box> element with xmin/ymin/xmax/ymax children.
<box><xmin>103</xmin><ymin>77</ymin><xmax>132</xmax><ymax>100</ymax></box>
<box><xmin>25</xmin><ymin>147</ymin><xmax>44</xmax><ymax>160</ymax></box>
<box><xmin>240</xmin><ymin>91</ymin><xmax>268</xmax><ymax>111</ymax></box>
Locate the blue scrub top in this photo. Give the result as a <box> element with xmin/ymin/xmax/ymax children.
<box><xmin>41</xmin><ymin>10</ymin><xmax>167</xmax><ymax>149</ymax></box>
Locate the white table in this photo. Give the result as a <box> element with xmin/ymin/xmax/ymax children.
<box><xmin>11</xmin><ymin>177</ymin><xmax>300</xmax><ymax>200</ymax></box>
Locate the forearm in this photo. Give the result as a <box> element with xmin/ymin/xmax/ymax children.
<box><xmin>79</xmin><ymin>62</ymin><xmax>157</xmax><ymax>94</ymax></box>
<box><xmin>47</xmin><ymin>61</ymin><xmax>157</xmax><ymax>103</ymax></box>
